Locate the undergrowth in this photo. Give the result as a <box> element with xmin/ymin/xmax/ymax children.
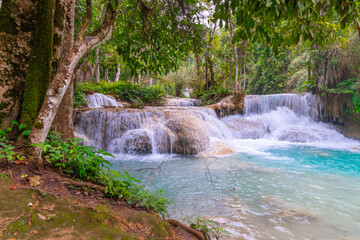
<box><xmin>76</xmin><ymin>81</ymin><xmax>166</xmax><ymax>108</ymax></box>
<box><xmin>189</xmin><ymin>216</ymin><xmax>231</xmax><ymax>240</ymax></box>
<box><xmin>34</xmin><ymin>131</ymin><xmax>171</xmax><ymax>217</ymax></box>
<box><xmin>195</xmin><ymin>85</ymin><xmax>231</xmax><ymax>106</ymax></box>
<box><xmin>0</xmin><ymin>121</ymin><xmax>29</xmax><ymax>162</ymax></box>
<box><xmin>321</xmin><ymin>78</ymin><xmax>360</xmax><ymax>113</ymax></box>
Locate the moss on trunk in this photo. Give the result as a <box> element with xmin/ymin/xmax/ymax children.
<box><xmin>20</xmin><ymin>0</ymin><xmax>56</xmax><ymax>128</ymax></box>
<box><xmin>0</xmin><ymin>0</ymin><xmax>18</xmax><ymax>35</ymax></box>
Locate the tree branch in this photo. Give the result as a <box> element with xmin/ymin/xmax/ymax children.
<box><xmin>76</xmin><ymin>0</ymin><xmax>92</xmax><ymax>43</ymax></box>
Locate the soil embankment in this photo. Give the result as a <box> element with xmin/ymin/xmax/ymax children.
<box><xmin>0</xmin><ymin>163</ymin><xmax>202</xmax><ymax>240</ymax></box>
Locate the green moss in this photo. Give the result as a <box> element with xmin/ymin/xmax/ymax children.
<box><xmin>7</xmin><ymin>215</ymin><xmax>30</xmax><ymax>237</ymax></box>
<box><xmin>20</xmin><ymin>0</ymin><xmax>55</xmax><ymax>128</ymax></box>
<box><xmin>0</xmin><ymin>0</ymin><xmax>18</xmax><ymax>35</ymax></box>
<box><xmin>54</xmin><ymin>0</ymin><xmax>65</xmax><ymax>30</ymax></box>
<box><xmin>34</xmin><ymin>121</ymin><xmax>44</xmax><ymax>129</ymax></box>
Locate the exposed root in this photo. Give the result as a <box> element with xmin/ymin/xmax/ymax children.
<box><xmin>166</xmin><ymin>219</ymin><xmax>206</xmax><ymax>240</ymax></box>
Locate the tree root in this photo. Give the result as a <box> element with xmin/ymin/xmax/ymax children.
<box><xmin>166</xmin><ymin>219</ymin><xmax>206</xmax><ymax>240</ymax></box>
<box><xmin>62</xmin><ymin>177</ymin><xmax>105</xmax><ymax>192</ymax></box>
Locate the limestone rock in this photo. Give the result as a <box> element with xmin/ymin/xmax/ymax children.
<box><xmin>207</xmin><ymin>95</ymin><xmax>244</xmax><ymax>118</ymax></box>
<box><xmin>165</xmin><ymin>111</ymin><xmax>210</xmax><ymax>154</ymax></box>
<box><xmin>223</xmin><ymin>118</ymin><xmax>267</xmax><ymax>139</ymax></box>
<box><xmin>198</xmin><ymin>141</ymin><xmax>235</xmax><ymax>158</ymax></box>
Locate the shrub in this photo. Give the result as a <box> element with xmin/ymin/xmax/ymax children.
<box><xmin>73</xmin><ymin>88</ymin><xmax>88</xmax><ymax>108</ymax></box>
<box><xmin>189</xmin><ymin>216</ymin><xmax>231</xmax><ymax>240</ymax></box>
<box><xmin>0</xmin><ymin>121</ymin><xmax>28</xmax><ymax>162</ymax></box>
<box><xmin>76</xmin><ymin>81</ymin><xmax>166</xmax><ymax>107</ymax></box>
<box><xmin>195</xmin><ymin>85</ymin><xmax>231</xmax><ymax>106</ymax></box>
<box><xmin>321</xmin><ymin>78</ymin><xmax>360</xmax><ymax>113</ymax></box>
<box><xmin>35</xmin><ymin>131</ymin><xmax>171</xmax><ymax>217</ymax></box>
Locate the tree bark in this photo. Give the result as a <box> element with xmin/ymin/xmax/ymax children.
<box><xmin>29</xmin><ymin>0</ymin><xmax>120</xmax><ymax>162</ymax></box>
<box><xmin>114</xmin><ymin>63</ymin><xmax>120</xmax><ymax>82</ymax></box>
<box><xmin>243</xmin><ymin>62</ymin><xmax>246</xmax><ymax>94</ymax></box>
<box><xmin>104</xmin><ymin>67</ymin><xmax>109</xmax><ymax>82</ymax></box>
<box><xmin>94</xmin><ymin>47</ymin><xmax>100</xmax><ymax>82</ymax></box>
<box><xmin>0</xmin><ymin>0</ymin><xmax>37</xmax><ymax>127</ymax></box>
<box><xmin>52</xmin><ymin>0</ymin><xmax>75</xmax><ymax>139</ymax></box>
<box><xmin>229</xmin><ymin>17</ymin><xmax>240</xmax><ymax>94</ymax></box>
<box><xmin>20</xmin><ymin>0</ymin><xmax>56</xmax><ymax>128</ymax></box>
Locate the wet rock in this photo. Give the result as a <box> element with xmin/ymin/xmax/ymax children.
<box><xmin>165</xmin><ymin>111</ymin><xmax>210</xmax><ymax>154</ymax></box>
<box><xmin>198</xmin><ymin>141</ymin><xmax>235</xmax><ymax>158</ymax></box>
<box><xmin>110</xmin><ymin>129</ymin><xmax>153</xmax><ymax>154</ymax></box>
<box><xmin>275</xmin><ymin>127</ymin><xmax>320</xmax><ymax>143</ymax></box>
<box><xmin>207</xmin><ymin>95</ymin><xmax>244</xmax><ymax>118</ymax></box>
<box><xmin>223</xmin><ymin>118</ymin><xmax>267</xmax><ymax>139</ymax></box>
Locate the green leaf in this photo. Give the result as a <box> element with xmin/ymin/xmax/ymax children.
<box><xmin>22</xmin><ymin>130</ymin><xmax>31</xmax><ymax>136</ymax></box>
<box><xmin>297</xmin><ymin>1</ymin><xmax>305</xmax><ymax>11</ymax></box>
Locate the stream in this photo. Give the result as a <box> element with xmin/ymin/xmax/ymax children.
<box><xmin>76</xmin><ymin>93</ymin><xmax>360</xmax><ymax>239</ymax></box>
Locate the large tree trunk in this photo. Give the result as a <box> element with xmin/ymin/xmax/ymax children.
<box><xmin>52</xmin><ymin>0</ymin><xmax>76</xmax><ymax>139</ymax></box>
<box><xmin>0</xmin><ymin>0</ymin><xmax>38</xmax><ymax>127</ymax></box>
<box><xmin>29</xmin><ymin>0</ymin><xmax>120</xmax><ymax>162</ymax></box>
<box><xmin>20</xmin><ymin>0</ymin><xmax>56</xmax><ymax>128</ymax></box>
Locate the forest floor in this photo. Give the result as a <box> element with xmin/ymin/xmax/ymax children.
<box><xmin>0</xmin><ymin>162</ymin><xmax>203</xmax><ymax>240</ymax></box>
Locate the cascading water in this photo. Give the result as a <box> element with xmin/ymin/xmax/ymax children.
<box><xmin>87</xmin><ymin>93</ymin><xmax>122</xmax><ymax>108</ymax></box>
<box><xmin>165</xmin><ymin>98</ymin><xmax>200</xmax><ymax>107</ymax></box>
<box><xmin>244</xmin><ymin>93</ymin><xmax>322</xmax><ymax>121</ymax></box>
<box><xmin>75</xmin><ymin>93</ymin><xmax>360</xmax><ymax>240</ymax></box>
<box><xmin>75</xmin><ymin>107</ymin><xmax>231</xmax><ymax>154</ymax></box>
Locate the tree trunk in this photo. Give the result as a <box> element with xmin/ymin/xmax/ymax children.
<box><xmin>0</xmin><ymin>0</ymin><xmax>38</xmax><ymax>127</ymax></box>
<box><xmin>243</xmin><ymin>63</ymin><xmax>246</xmax><ymax>94</ymax></box>
<box><xmin>114</xmin><ymin>64</ymin><xmax>120</xmax><ymax>82</ymax></box>
<box><xmin>229</xmin><ymin>17</ymin><xmax>240</xmax><ymax>95</ymax></box>
<box><xmin>94</xmin><ymin>47</ymin><xmax>100</xmax><ymax>82</ymax></box>
<box><xmin>52</xmin><ymin>0</ymin><xmax>75</xmax><ymax>139</ymax></box>
<box><xmin>29</xmin><ymin>0</ymin><xmax>120</xmax><ymax>162</ymax></box>
<box><xmin>195</xmin><ymin>54</ymin><xmax>201</xmax><ymax>83</ymax></box>
<box><xmin>20</xmin><ymin>0</ymin><xmax>56</xmax><ymax>128</ymax></box>
<box><xmin>104</xmin><ymin>67</ymin><xmax>109</xmax><ymax>82</ymax></box>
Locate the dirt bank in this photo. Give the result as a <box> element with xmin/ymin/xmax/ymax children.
<box><xmin>0</xmin><ymin>163</ymin><xmax>202</xmax><ymax>240</ymax></box>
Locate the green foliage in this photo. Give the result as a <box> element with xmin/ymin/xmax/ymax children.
<box><xmin>195</xmin><ymin>85</ymin><xmax>231</xmax><ymax>106</ymax></box>
<box><xmin>77</xmin><ymin>81</ymin><xmax>166</xmax><ymax>107</ymax></box>
<box><xmin>322</xmin><ymin>78</ymin><xmax>360</xmax><ymax>113</ymax></box>
<box><xmin>297</xmin><ymin>79</ymin><xmax>318</xmax><ymax>92</ymax></box>
<box><xmin>73</xmin><ymin>88</ymin><xmax>88</xmax><ymax>108</ymax></box>
<box><xmin>35</xmin><ymin>131</ymin><xmax>171</xmax><ymax>217</ymax></box>
<box><xmin>213</xmin><ymin>0</ymin><xmax>357</xmax><ymax>49</ymax></box>
<box><xmin>0</xmin><ymin>121</ymin><xmax>28</xmax><ymax>162</ymax></box>
<box><xmin>247</xmin><ymin>45</ymin><xmax>289</xmax><ymax>94</ymax></box>
<box><xmin>165</xmin><ymin>63</ymin><xmax>196</xmax><ymax>97</ymax></box>
<box><xmin>189</xmin><ymin>216</ymin><xmax>231</xmax><ymax>240</ymax></box>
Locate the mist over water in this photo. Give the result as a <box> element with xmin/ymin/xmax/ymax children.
<box><xmin>77</xmin><ymin>93</ymin><xmax>360</xmax><ymax>239</ymax></box>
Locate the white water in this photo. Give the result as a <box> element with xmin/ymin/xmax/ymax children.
<box><xmin>165</xmin><ymin>97</ymin><xmax>199</xmax><ymax>107</ymax></box>
<box><xmin>75</xmin><ymin>93</ymin><xmax>360</xmax><ymax>239</ymax></box>
<box><xmin>76</xmin><ymin>93</ymin><xmax>359</xmax><ymax>154</ymax></box>
<box><xmin>87</xmin><ymin>93</ymin><xmax>122</xmax><ymax>108</ymax></box>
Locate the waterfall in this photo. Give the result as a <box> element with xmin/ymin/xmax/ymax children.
<box><xmin>165</xmin><ymin>98</ymin><xmax>200</xmax><ymax>107</ymax></box>
<box><xmin>87</xmin><ymin>93</ymin><xmax>122</xmax><ymax>108</ymax></box>
<box><xmin>244</xmin><ymin>93</ymin><xmax>322</xmax><ymax>121</ymax></box>
<box><xmin>75</xmin><ymin>107</ymin><xmax>231</xmax><ymax>155</ymax></box>
<box><xmin>75</xmin><ymin>92</ymin><xmax>356</xmax><ymax>156</ymax></box>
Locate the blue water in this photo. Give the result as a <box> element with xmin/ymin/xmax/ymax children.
<box><xmin>110</xmin><ymin>146</ymin><xmax>360</xmax><ymax>239</ymax></box>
